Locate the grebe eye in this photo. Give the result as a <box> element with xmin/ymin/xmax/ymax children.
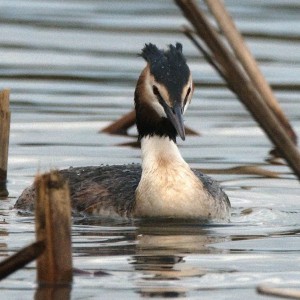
<box><xmin>186</xmin><ymin>87</ymin><xmax>191</xmax><ymax>97</ymax></box>
<box><xmin>184</xmin><ymin>87</ymin><xmax>192</xmax><ymax>107</ymax></box>
<box><xmin>152</xmin><ymin>85</ymin><xmax>160</xmax><ymax>96</ymax></box>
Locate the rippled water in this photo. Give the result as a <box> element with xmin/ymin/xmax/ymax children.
<box><xmin>0</xmin><ymin>0</ymin><xmax>300</xmax><ymax>299</ymax></box>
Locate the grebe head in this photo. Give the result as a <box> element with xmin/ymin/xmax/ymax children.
<box><xmin>135</xmin><ymin>43</ymin><xmax>194</xmax><ymax>142</ymax></box>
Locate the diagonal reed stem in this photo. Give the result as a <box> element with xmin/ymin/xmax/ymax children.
<box><xmin>175</xmin><ymin>0</ymin><xmax>300</xmax><ymax>180</ymax></box>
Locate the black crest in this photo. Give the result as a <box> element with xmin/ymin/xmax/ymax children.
<box><xmin>141</xmin><ymin>43</ymin><xmax>190</xmax><ymax>98</ymax></box>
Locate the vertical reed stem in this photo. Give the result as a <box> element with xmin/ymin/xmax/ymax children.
<box><xmin>0</xmin><ymin>89</ymin><xmax>10</xmax><ymax>197</ymax></box>
<box><xmin>35</xmin><ymin>171</ymin><xmax>73</xmax><ymax>285</ymax></box>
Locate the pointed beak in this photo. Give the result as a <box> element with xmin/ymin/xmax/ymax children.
<box><xmin>164</xmin><ymin>102</ymin><xmax>185</xmax><ymax>141</ymax></box>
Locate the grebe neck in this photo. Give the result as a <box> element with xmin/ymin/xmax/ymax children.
<box><xmin>140</xmin><ymin>135</ymin><xmax>188</xmax><ymax>171</ymax></box>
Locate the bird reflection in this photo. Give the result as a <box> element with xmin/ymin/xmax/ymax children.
<box><xmin>131</xmin><ymin>218</ymin><xmax>227</xmax><ymax>298</ymax></box>
<box><xmin>72</xmin><ymin>217</ymin><xmax>229</xmax><ymax>298</ymax></box>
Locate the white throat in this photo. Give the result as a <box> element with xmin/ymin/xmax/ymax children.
<box><xmin>134</xmin><ymin>135</ymin><xmax>209</xmax><ymax>218</ymax></box>
<box><xmin>140</xmin><ymin>136</ymin><xmax>187</xmax><ymax>171</ymax></box>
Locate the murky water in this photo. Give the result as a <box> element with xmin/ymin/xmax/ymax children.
<box><xmin>0</xmin><ymin>0</ymin><xmax>300</xmax><ymax>299</ymax></box>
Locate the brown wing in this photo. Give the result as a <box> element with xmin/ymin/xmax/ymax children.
<box><xmin>15</xmin><ymin>164</ymin><xmax>142</xmax><ymax>217</ymax></box>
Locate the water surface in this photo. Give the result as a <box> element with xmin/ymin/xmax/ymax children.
<box><xmin>0</xmin><ymin>0</ymin><xmax>300</xmax><ymax>299</ymax></box>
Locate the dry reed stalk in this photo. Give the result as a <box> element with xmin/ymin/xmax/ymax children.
<box><xmin>0</xmin><ymin>241</ymin><xmax>45</xmax><ymax>281</ymax></box>
<box><xmin>257</xmin><ymin>285</ymin><xmax>300</xmax><ymax>299</ymax></box>
<box><xmin>101</xmin><ymin>110</ymin><xmax>136</xmax><ymax>135</ymax></box>
<box><xmin>205</xmin><ymin>0</ymin><xmax>297</xmax><ymax>144</ymax></box>
<box><xmin>175</xmin><ymin>0</ymin><xmax>300</xmax><ymax>180</ymax></box>
<box><xmin>0</xmin><ymin>89</ymin><xmax>10</xmax><ymax>197</ymax></box>
<box><xmin>101</xmin><ymin>109</ymin><xmax>198</xmax><ymax>136</ymax></box>
<box><xmin>35</xmin><ymin>171</ymin><xmax>73</xmax><ymax>285</ymax></box>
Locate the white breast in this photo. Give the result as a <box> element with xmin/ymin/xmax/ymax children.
<box><xmin>134</xmin><ymin>136</ymin><xmax>213</xmax><ymax>218</ymax></box>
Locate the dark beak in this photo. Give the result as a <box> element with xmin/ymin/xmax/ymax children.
<box><xmin>163</xmin><ymin>102</ymin><xmax>185</xmax><ymax>141</ymax></box>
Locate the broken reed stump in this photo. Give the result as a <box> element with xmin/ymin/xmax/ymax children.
<box><xmin>101</xmin><ymin>109</ymin><xmax>199</xmax><ymax>136</ymax></box>
<box><xmin>0</xmin><ymin>89</ymin><xmax>10</xmax><ymax>197</ymax></box>
<box><xmin>35</xmin><ymin>171</ymin><xmax>73</xmax><ymax>285</ymax></box>
<box><xmin>0</xmin><ymin>241</ymin><xmax>45</xmax><ymax>281</ymax></box>
<box><xmin>175</xmin><ymin>0</ymin><xmax>300</xmax><ymax>180</ymax></box>
<box><xmin>0</xmin><ymin>170</ymin><xmax>73</xmax><ymax>288</ymax></box>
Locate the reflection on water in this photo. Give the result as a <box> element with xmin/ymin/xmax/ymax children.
<box><xmin>0</xmin><ymin>0</ymin><xmax>300</xmax><ymax>299</ymax></box>
<box><xmin>132</xmin><ymin>221</ymin><xmax>229</xmax><ymax>298</ymax></box>
<box><xmin>35</xmin><ymin>286</ymin><xmax>71</xmax><ymax>300</ymax></box>
<box><xmin>71</xmin><ymin>219</ymin><xmax>233</xmax><ymax>298</ymax></box>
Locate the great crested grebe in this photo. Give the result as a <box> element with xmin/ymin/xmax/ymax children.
<box><xmin>15</xmin><ymin>43</ymin><xmax>230</xmax><ymax>220</ymax></box>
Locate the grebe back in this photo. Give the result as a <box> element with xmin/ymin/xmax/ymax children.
<box><xmin>15</xmin><ymin>43</ymin><xmax>231</xmax><ymax>220</ymax></box>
